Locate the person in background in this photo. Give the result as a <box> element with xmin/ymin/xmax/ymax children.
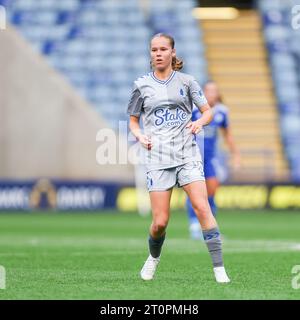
<box><xmin>187</xmin><ymin>81</ymin><xmax>241</xmax><ymax>240</ymax></box>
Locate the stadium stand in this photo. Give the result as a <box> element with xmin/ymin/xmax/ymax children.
<box><xmin>258</xmin><ymin>0</ymin><xmax>300</xmax><ymax>182</ymax></box>
<box><xmin>1</xmin><ymin>0</ymin><xmax>207</xmax><ymax>130</ymax></box>
<box><xmin>201</xmin><ymin>8</ymin><xmax>290</xmax><ymax>182</ymax></box>
<box><xmin>1</xmin><ymin>0</ymin><xmax>150</xmax><ymax>130</ymax></box>
<box><xmin>0</xmin><ymin>25</ymin><xmax>133</xmax><ymax>182</ymax></box>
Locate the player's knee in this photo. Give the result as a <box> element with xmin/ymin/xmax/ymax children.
<box><xmin>192</xmin><ymin>201</ymin><xmax>210</xmax><ymax>219</ymax></box>
<box><xmin>152</xmin><ymin>220</ymin><xmax>168</xmax><ymax>233</ymax></box>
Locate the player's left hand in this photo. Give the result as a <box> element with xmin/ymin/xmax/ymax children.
<box><xmin>186</xmin><ymin>120</ymin><xmax>203</xmax><ymax>134</ymax></box>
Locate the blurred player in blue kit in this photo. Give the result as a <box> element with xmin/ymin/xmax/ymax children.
<box><xmin>127</xmin><ymin>33</ymin><xmax>230</xmax><ymax>283</ymax></box>
<box><xmin>187</xmin><ymin>81</ymin><xmax>240</xmax><ymax>240</ymax></box>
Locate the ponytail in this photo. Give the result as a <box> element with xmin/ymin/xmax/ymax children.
<box><xmin>172</xmin><ymin>56</ymin><xmax>183</xmax><ymax>71</ymax></box>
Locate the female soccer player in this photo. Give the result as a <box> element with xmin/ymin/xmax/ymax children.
<box><xmin>187</xmin><ymin>81</ymin><xmax>240</xmax><ymax>240</ymax></box>
<box><xmin>127</xmin><ymin>33</ymin><xmax>230</xmax><ymax>283</ymax></box>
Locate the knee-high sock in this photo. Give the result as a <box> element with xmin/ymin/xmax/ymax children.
<box><xmin>203</xmin><ymin>227</ymin><xmax>223</xmax><ymax>267</ymax></box>
<box><xmin>208</xmin><ymin>196</ymin><xmax>217</xmax><ymax>217</ymax></box>
<box><xmin>148</xmin><ymin>234</ymin><xmax>165</xmax><ymax>258</ymax></box>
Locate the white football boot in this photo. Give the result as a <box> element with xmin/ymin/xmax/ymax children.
<box><xmin>140</xmin><ymin>255</ymin><xmax>160</xmax><ymax>280</ymax></box>
<box><xmin>213</xmin><ymin>266</ymin><xmax>231</xmax><ymax>283</ymax></box>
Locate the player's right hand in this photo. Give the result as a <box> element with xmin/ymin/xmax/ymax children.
<box><xmin>186</xmin><ymin>120</ymin><xmax>203</xmax><ymax>134</ymax></box>
<box><xmin>137</xmin><ymin>134</ymin><xmax>152</xmax><ymax>150</ymax></box>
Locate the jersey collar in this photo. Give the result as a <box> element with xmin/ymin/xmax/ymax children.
<box><xmin>150</xmin><ymin>70</ymin><xmax>176</xmax><ymax>85</ymax></box>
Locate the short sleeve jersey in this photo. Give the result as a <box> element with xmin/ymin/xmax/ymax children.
<box><xmin>127</xmin><ymin>71</ymin><xmax>208</xmax><ymax>171</ymax></box>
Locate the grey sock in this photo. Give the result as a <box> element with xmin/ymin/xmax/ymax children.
<box><xmin>203</xmin><ymin>227</ymin><xmax>223</xmax><ymax>267</ymax></box>
<box><xmin>148</xmin><ymin>233</ymin><xmax>165</xmax><ymax>258</ymax></box>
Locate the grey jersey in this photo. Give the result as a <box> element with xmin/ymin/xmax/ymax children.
<box><xmin>127</xmin><ymin>71</ymin><xmax>208</xmax><ymax>171</ymax></box>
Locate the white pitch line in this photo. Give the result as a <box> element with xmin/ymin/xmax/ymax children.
<box><xmin>0</xmin><ymin>238</ymin><xmax>299</xmax><ymax>253</ymax></box>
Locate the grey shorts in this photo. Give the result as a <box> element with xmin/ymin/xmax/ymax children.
<box><xmin>146</xmin><ymin>161</ymin><xmax>205</xmax><ymax>192</ymax></box>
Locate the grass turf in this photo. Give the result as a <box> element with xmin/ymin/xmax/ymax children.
<box><xmin>0</xmin><ymin>210</ymin><xmax>299</xmax><ymax>300</ymax></box>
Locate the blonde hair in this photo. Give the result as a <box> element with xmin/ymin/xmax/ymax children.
<box><xmin>150</xmin><ymin>33</ymin><xmax>183</xmax><ymax>71</ymax></box>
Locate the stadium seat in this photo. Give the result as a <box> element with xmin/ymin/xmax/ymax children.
<box><xmin>258</xmin><ymin>0</ymin><xmax>300</xmax><ymax>181</ymax></box>
<box><xmin>4</xmin><ymin>0</ymin><xmax>206</xmax><ymax>131</ymax></box>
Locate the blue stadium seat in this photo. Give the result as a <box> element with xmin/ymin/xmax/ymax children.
<box><xmin>4</xmin><ymin>0</ymin><xmax>207</xmax><ymax>133</ymax></box>
<box><xmin>258</xmin><ymin>0</ymin><xmax>300</xmax><ymax>180</ymax></box>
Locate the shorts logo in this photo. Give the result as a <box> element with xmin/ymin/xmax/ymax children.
<box><xmin>146</xmin><ymin>174</ymin><xmax>153</xmax><ymax>189</ymax></box>
<box><xmin>154</xmin><ymin>107</ymin><xmax>187</xmax><ymax>128</ymax></box>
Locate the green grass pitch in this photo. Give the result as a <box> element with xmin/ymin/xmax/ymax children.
<box><xmin>0</xmin><ymin>210</ymin><xmax>299</xmax><ymax>300</ymax></box>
